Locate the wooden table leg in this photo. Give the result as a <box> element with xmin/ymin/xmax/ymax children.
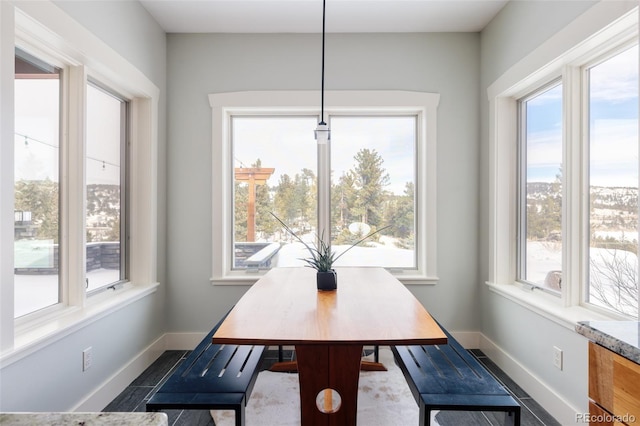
<box><xmin>295</xmin><ymin>345</ymin><xmax>363</xmax><ymax>426</ymax></box>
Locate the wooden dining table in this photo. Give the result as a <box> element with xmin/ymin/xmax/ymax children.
<box><xmin>212</xmin><ymin>266</ymin><xmax>447</xmax><ymax>426</ymax></box>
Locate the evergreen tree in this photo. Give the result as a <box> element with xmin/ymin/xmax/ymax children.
<box><xmin>14</xmin><ymin>179</ymin><xmax>59</xmax><ymax>243</ymax></box>
<box><xmin>252</xmin><ymin>159</ymin><xmax>275</xmax><ymax>239</ymax></box>
<box><xmin>526</xmin><ymin>170</ymin><xmax>562</xmax><ymax>241</ymax></box>
<box><xmin>273</xmin><ymin>174</ymin><xmax>297</xmax><ymax>226</ymax></box>
<box><xmin>351</xmin><ymin>148</ymin><xmax>390</xmax><ymax>226</ymax></box>
<box><xmin>296</xmin><ymin>168</ymin><xmax>316</xmax><ymax>228</ymax></box>
<box><xmin>384</xmin><ymin>182</ymin><xmax>414</xmax><ymax>240</ymax></box>
<box><xmin>331</xmin><ymin>171</ymin><xmax>358</xmax><ymax>230</ymax></box>
<box><xmin>234</xmin><ymin>182</ymin><xmax>248</xmax><ymax>242</ymax></box>
<box><xmin>272</xmin><ymin>168</ymin><xmax>318</xmax><ymax>237</ymax></box>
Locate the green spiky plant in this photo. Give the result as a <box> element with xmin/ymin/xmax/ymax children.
<box><xmin>270</xmin><ymin>212</ymin><xmax>390</xmax><ymax>272</ymax></box>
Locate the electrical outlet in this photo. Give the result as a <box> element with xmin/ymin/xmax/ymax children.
<box><xmin>82</xmin><ymin>347</ymin><xmax>93</xmax><ymax>371</ymax></box>
<box><xmin>553</xmin><ymin>346</ymin><xmax>563</xmax><ymax>370</ymax></box>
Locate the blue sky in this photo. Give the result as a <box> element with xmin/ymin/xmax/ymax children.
<box><xmin>526</xmin><ymin>45</ymin><xmax>638</xmax><ymax>187</ymax></box>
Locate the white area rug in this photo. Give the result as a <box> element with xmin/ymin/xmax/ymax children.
<box><xmin>211</xmin><ymin>347</ymin><xmax>439</xmax><ymax>425</ymax></box>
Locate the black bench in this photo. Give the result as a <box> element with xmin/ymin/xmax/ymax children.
<box><xmin>391</xmin><ymin>324</ymin><xmax>521</xmax><ymax>426</ymax></box>
<box><xmin>146</xmin><ymin>314</ymin><xmax>265</xmax><ymax>426</ymax></box>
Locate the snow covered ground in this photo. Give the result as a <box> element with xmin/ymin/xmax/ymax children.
<box><xmin>525</xmin><ymin>241</ymin><xmax>562</xmax><ymax>287</ymax></box>
<box><xmin>14</xmin><ymin>239</ymin><xmax>637</xmax><ymax>318</ymax></box>
<box><xmin>14</xmin><ymin>268</ymin><xmax>119</xmax><ymax>318</ymax></box>
<box><xmin>273</xmin><ymin>240</ymin><xmax>414</xmax><ymax>268</ymax></box>
<box><xmin>526</xmin><ymin>241</ymin><xmax>638</xmax><ymax>316</ymax></box>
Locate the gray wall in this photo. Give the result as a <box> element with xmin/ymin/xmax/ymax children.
<box><xmin>1</xmin><ymin>295</ymin><xmax>163</xmax><ymax>411</ymax></box>
<box><xmin>0</xmin><ymin>1</ymin><xmax>167</xmax><ymax>411</ymax></box>
<box><xmin>480</xmin><ymin>1</ymin><xmax>597</xmax><ymax>83</ymax></box>
<box><xmin>478</xmin><ymin>0</ymin><xmax>611</xmax><ymax>420</ymax></box>
<box><xmin>166</xmin><ymin>32</ymin><xmax>482</xmax><ymax>332</ymax></box>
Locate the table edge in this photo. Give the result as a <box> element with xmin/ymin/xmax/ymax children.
<box><xmin>212</xmin><ymin>337</ymin><xmax>448</xmax><ymax>346</ymax></box>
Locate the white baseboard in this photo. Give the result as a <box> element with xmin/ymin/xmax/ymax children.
<box><xmin>72</xmin><ymin>335</ymin><xmax>167</xmax><ymax>412</ymax></box>
<box><xmin>479</xmin><ymin>333</ymin><xmax>581</xmax><ymax>425</ymax></box>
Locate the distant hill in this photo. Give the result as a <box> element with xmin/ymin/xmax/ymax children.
<box><xmin>527</xmin><ymin>182</ymin><xmax>637</xmax><ymax>211</ymax></box>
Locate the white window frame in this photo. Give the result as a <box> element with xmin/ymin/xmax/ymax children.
<box><xmin>84</xmin><ymin>79</ymin><xmax>129</xmax><ymax>295</ymax></box>
<box><xmin>209</xmin><ymin>90</ymin><xmax>439</xmax><ymax>286</ymax></box>
<box><xmin>515</xmin><ymin>78</ymin><xmax>564</xmax><ymax>296</ymax></box>
<box><xmin>1</xmin><ymin>1</ymin><xmax>159</xmax><ymax>363</ymax></box>
<box><xmin>487</xmin><ymin>3</ymin><xmax>638</xmax><ymax>327</ymax></box>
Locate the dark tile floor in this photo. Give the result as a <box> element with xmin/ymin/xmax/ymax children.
<box><xmin>103</xmin><ymin>347</ymin><xmax>561</xmax><ymax>426</ymax></box>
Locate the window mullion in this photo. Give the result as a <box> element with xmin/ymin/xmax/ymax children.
<box><xmin>516</xmin><ymin>99</ymin><xmax>527</xmax><ymax>282</ymax></box>
<box><xmin>120</xmin><ymin>101</ymin><xmax>129</xmax><ymax>282</ymax></box>
<box><xmin>62</xmin><ymin>65</ymin><xmax>87</xmax><ymax>307</ymax></box>
<box><xmin>128</xmin><ymin>97</ymin><xmax>155</xmax><ymax>285</ymax></box>
<box><xmin>577</xmin><ymin>63</ymin><xmax>592</xmax><ymax>310</ymax></box>
<box><xmin>1</xmin><ymin>1</ymin><xmax>16</xmax><ymax>349</ymax></box>
<box><xmin>562</xmin><ymin>65</ymin><xmax>584</xmax><ymax>307</ymax></box>
<box><xmin>490</xmin><ymin>97</ymin><xmax>518</xmax><ymax>285</ymax></box>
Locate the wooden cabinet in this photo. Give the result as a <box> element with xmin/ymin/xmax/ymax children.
<box><xmin>589</xmin><ymin>342</ymin><xmax>640</xmax><ymax>425</ymax></box>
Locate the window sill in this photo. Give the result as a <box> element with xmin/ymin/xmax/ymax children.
<box><xmin>211</xmin><ymin>270</ymin><xmax>439</xmax><ymax>286</ymax></box>
<box><xmin>485</xmin><ymin>281</ymin><xmax>620</xmax><ymax>331</ymax></box>
<box><xmin>1</xmin><ymin>282</ymin><xmax>160</xmax><ymax>368</ymax></box>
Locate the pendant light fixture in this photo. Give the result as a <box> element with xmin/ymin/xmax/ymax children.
<box><xmin>314</xmin><ymin>0</ymin><xmax>330</xmax><ymax>144</ymax></box>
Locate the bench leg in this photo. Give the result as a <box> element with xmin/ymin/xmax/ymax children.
<box><xmin>511</xmin><ymin>408</ymin><xmax>521</xmax><ymax>426</ymax></box>
<box><xmin>234</xmin><ymin>404</ymin><xmax>245</xmax><ymax>426</ymax></box>
<box><xmin>418</xmin><ymin>402</ymin><xmax>431</xmax><ymax>426</ymax></box>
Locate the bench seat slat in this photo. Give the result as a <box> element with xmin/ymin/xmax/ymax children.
<box><xmin>428</xmin><ymin>343</ymin><xmax>485</xmax><ymax>378</ymax></box>
<box><xmin>180</xmin><ymin>341</ymin><xmax>231</xmax><ymax>377</ymax></box>
<box><xmin>161</xmin><ymin>346</ymin><xmax>263</xmax><ymax>394</ymax></box>
<box><xmin>219</xmin><ymin>345</ymin><xmax>261</xmax><ymax>378</ymax></box>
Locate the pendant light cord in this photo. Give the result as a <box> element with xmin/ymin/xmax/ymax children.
<box><xmin>320</xmin><ymin>0</ymin><xmax>326</xmax><ymax>125</ymax></box>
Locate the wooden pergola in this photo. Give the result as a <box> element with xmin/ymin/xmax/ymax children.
<box><xmin>235</xmin><ymin>167</ymin><xmax>275</xmax><ymax>242</ymax></box>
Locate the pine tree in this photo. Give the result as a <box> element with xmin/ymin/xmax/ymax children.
<box><xmin>14</xmin><ymin>179</ymin><xmax>59</xmax><ymax>243</ymax></box>
<box><xmin>351</xmin><ymin>148</ymin><xmax>390</xmax><ymax>226</ymax></box>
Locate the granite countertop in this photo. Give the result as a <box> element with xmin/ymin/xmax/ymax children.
<box><xmin>0</xmin><ymin>412</ymin><xmax>168</xmax><ymax>425</ymax></box>
<box><xmin>576</xmin><ymin>320</ymin><xmax>640</xmax><ymax>364</ymax></box>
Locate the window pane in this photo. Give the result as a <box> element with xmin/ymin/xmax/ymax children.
<box><xmin>14</xmin><ymin>51</ymin><xmax>61</xmax><ymax>317</ymax></box>
<box><xmin>519</xmin><ymin>83</ymin><xmax>563</xmax><ymax>292</ymax></box>
<box><xmin>330</xmin><ymin>116</ymin><xmax>416</xmax><ymax>268</ymax></box>
<box><xmin>232</xmin><ymin>116</ymin><xmax>317</xmax><ymax>269</ymax></box>
<box><xmin>587</xmin><ymin>45</ymin><xmax>639</xmax><ymax>317</ymax></box>
<box><xmin>86</xmin><ymin>83</ymin><xmax>125</xmax><ymax>292</ymax></box>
